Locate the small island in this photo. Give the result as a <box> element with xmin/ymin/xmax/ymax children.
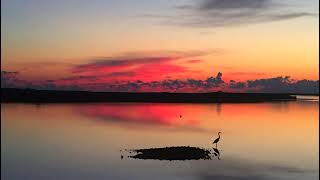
<box><xmin>127</xmin><ymin>146</ymin><xmax>212</xmax><ymax>161</ymax></box>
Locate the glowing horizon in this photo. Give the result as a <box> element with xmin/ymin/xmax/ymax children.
<box><xmin>1</xmin><ymin>0</ymin><xmax>319</xmax><ymax>92</ymax></box>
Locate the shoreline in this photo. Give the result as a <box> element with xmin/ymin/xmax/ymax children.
<box><xmin>1</xmin><ymin>88</ymin><xmax>303</xmax><ymax>103</ymax></box>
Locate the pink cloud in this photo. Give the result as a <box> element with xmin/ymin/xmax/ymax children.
<box><xmin>73</xmin><ymin>57</ymin><xmax>174</xmax><ymax>75</ymax></box>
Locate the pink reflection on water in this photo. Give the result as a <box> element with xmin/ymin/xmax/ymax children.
<box><xmin>77</xmin><ymin>103</ymin><xmax>204</xmax><ymax>127</ymax></box>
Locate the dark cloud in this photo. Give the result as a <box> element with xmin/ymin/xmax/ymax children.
<box><xmin>1</xmin><ymin>71</ymin><xmax>18</xmax><ymax>75</ymax></box>
<box><xmin>1</xmin><ymin>71</ymin><xmax>17</xmax><ymax>87</ymax></box>
<box><xmin>247</xmin><ymin>76</ymin><xmax>319</xmax><ymax>94</ymax></box>
<box><xmin>60</xmin><ymin>75</ymin><xmax>99</xmax><ymax>81</ymax></box>
<box><xmin>121</xmin><ymin>49</ymin><xmax>218</xmax><ymax>58</ymax></box>
<box><xmin>74</xmin><ymin>56</ymin><xmax>174</xmax><ymax>73</ymax></box>
<box><xmin>2</xmin><ymin>70</ymin><xmax>318</xmax><ymax>94</ymax></box>
<box><xmin>199</xmin><ymin>0</ymin><xmax>271</xmax><ymax>10</ymax></box>
<box><xmin>96</xmin><ymin>74</ymin><xmax>318</xmax><ymax>94</ymax></box>
<box><xmin>205</xmin><ymin>72</ymin><xmax>225</xmax><ymax>88</ymax></box>
<box><xmin>229</xmin><ymin>80</ymin><xmax>246</xmax><ymax>89</ymax></box>
<box><xmin>82</xmin><ymin>72</ymin><xmax>225</xmax><ymax>92</ymax></box>
<box><xmin>1</xmin><ymin>71</ymin><xmax>84</xmax><ymax>91</ymax></box>
<box><xmin>106</xmin><ymin>71</ymin><xmax>136</xmax><ymax>77</ymax></box>
<box><xmin>1</xmin><ymin>71</ymin><xmax>26</xmax><ymax>88</ymax></box>
<box><xmin>150</xmin><ymin>0</ymin><xmax>317</xmax><ymax>27</ymax></box>
<box><xmin>187</xmin><ymin>59</ymin><xmax>202</xmax><ymax>63</ymax></box>
<box><xmin>91</xmin><ymin>57</ymin><xmax>172</xmax><ymax>66</ymax></box>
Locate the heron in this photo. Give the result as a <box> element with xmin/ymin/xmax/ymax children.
<box><xmin>213</xmin><ymin>132</ymin><xmax>221</xmax><ymax>148</ymax></box>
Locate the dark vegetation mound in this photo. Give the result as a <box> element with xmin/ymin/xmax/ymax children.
<box><xmin>128</xmin><ymin>146</ymin><xmax>212</xmax><ymax>161</ymax></box>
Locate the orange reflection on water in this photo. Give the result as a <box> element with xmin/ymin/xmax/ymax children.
<box><xmin>2</xmin><ymin>101</ymin><xmax>319</xmax><ymax>172</ymax></box>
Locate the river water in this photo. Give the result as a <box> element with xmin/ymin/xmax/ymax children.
<box><xmin>1</xmin><ymin>97</ymin><xmax>319</xmax><ymax>180</ymax></box>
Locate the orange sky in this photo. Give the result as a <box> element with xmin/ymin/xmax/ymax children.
<box><xmin>1</xmin><ymin>0</ymin><xmax>319</xmax><ymax>92</ymax></box>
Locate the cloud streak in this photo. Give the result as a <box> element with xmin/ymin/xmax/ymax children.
<box><xmin>70</xmin><ymin>50</ymin><xmax>216</xmax><ymax>81</ymax></box>
<box><xmin>149</xmin><ymin>0</ymin><xmax>317</xmax><ymax>27</ymax></box>
<box><xmin>198</xmin><ymin>0</ymin><xmax>271</xmax><ymax>10</ymax></box>
<box><xmin>73</xmin><ymin>50</ymin><xmax>215</xmax><ymax>72</ymax></box>
<box><xmin>73</xmin><ymin>57</ymin><xmax>174</xmax><ymax>74</ymax></box>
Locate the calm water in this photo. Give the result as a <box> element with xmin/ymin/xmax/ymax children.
<box><xmin>1</xmin><ymin>99</ymin><xmax>319</xmax><ymax>180</ymax></box>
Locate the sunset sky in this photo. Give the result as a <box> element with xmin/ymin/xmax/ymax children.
<box><xmin>1</xmin><ymin>0</ymin><xmax>319</xmax><ymax>92</ymax></box>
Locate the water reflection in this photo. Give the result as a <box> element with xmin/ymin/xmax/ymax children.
<box><xmin>212</xmin><ymin>147</ymin><xmax>221</xmax><ymax>160</ymax></box>
<box><xmin>1</xmin><ymin>100</ymin><xmax>318</xmax><ymax>180</ymax></box>
<box><xmin>76</xmin><ymin>103</ymin><xmax>218</xmax><ymax>133</ymax></box>
<box><xmin>77</xmin><ymin>103</ymin><xmax>200</xmax><ymax>126</ymax></box>
<box><xmin>190</xmin><ymin>158</ymin><xmax>317</xmax><ymax>180</ymax></box>
<box><xmin>216</xmin><ymin>103</ymin><xmax>222</xmax><ymax>115</ymax></box>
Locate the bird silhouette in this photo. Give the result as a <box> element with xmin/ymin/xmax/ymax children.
<box><xmin>213</xmin><ymin>132</ymin><xmax>221</xmax><ymax>148</ymax></box>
